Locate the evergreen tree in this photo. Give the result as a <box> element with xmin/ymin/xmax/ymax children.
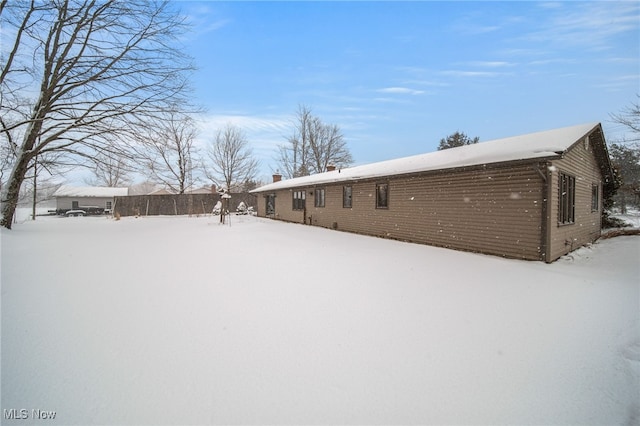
<box><xmin>609</xmin><ymin>143</ymin><xmax>640</xmax><ymax>213</ymax></box>
<box><xmin>438</xmin><ymin>132</ymin><xmax>479</xmax><ymax>150</ymax></box>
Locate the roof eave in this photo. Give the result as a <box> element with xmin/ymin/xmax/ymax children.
<box><xmin>251</xmin><ymin>155</ymin><xmax>563</xmax><ymax>193</ymax></box>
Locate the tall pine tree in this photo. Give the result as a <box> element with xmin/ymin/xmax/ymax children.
<box><xmin>438</xmin><ymin>132</ymin><xmax>479</xmax><ymax>150</ymax></box>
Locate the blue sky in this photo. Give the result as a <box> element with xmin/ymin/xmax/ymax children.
<box><xmin>178</xmin><ymin>1</ymin><xmax>639</xmax><ymax>181</ymax></box>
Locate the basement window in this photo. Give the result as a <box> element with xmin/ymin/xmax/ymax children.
<box><xmin>292</xmin><ymin>190</ymin><xmax>306</xmax><ymax>210</ymax></box>
<box><xmin>343</xmin><ymin>186</ymin><xmax>352</xmax><ymax>208</ymax></box>
<box><xmin>376</xmin><ymin>183</ymin><xmax>389</xmax><ymax>209</ymax></box>
<box><xmin>559</xmin><ymin>173</ymin><xmax>575</xmax><ymax>224</ymax></box>
<box><xmin>314</xmin><ymin>188</ymin><xmax>325</xmax><ymax>207</ymax></box>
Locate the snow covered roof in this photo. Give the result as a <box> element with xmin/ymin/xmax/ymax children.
<box><xmin>53</xmin><ymin>185</ymin><xmax>129</xmax><ymax>198</ymax></box>
<box><xmin>253</xmin><ymin>122</ymin><xmax>603</xmax><ymax>193</ymax></box>
<box><xmin>186</xmin><ymin>186</ymin><xmax>215</xmax><ymax>194</ymax></box>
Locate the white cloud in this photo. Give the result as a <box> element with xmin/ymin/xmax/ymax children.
<box><xmin>453</xmin><ymin>22</ymin><xmax>502</xmax><ymax>36</ymax></box>
<box><xmin>182</xmin><ymin>4</ymin><xmax>231</xmax><ymax>39</ymax></box>
<box><xmin>198</xmin><ymin>114</ymin><xmax>291</xmax><ymax>135</ymax></box>
<box><xmin>538</xmin><ymin>2</ymin><xmax>564</xmax><ymax>10</ymax></box>
<box><xmin>527</xmin><ymin>58</ymin><xmax>577</xmax><ymax>66</ymax></box>
<box><xmin>465</xmin><ymin>25</ymin><xmax>501</xmax><ymax>35</ymax></box>
<box><xmin>373</xmin><ymin>97</ymin><xmax>412</xmax><ymax>104</ymax></box>
<box><xmin>439</xmin><ymin>70</ymin><xmax>504</xmax><ymax>78</ymax></box>
<box><xmin>592</xmin><ymin>74</ymin><xmax>640</xmax><ymax>92</ymax></box>
<box><xmin>376</xmin><ymin>87</ymin><xmax>425</xmax><ymax>95</ymax></box>
<box><xmin>195</xmin><ymin>113</ymin><xmax>293</xmax><ymax>175</ymax></box>
<box><xmin>466</xmin><ymin>61</ymin><xmax>517</xmax><ymax>68</ymax></box>
<box><xmin>527</xmin><ymin>2</ymin><xmax>639</xmax><ymax>50</ymax></box>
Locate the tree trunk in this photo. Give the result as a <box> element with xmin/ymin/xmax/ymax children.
<box><xmin>1</xmin><ymin>109</ymin><xmax>41</xmax><ymax>229</ymax></box>
<box><xmin>1</xmin><ymin>154</ymin><xmax>32</xmax><ymax>229</ymax></box>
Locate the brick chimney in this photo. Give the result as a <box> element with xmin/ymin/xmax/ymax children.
<box><xmin>326</xmin><ymin>165</ymin><xmax>336</xmax><ymax>172</ymax></box>
<box><xmin>210</xmin><ymin>184</ymin><xmax>216</xmax><ymax>193</ymax></box>
<box><xmin>272</xmin><ymin>173</ymin><xmax>282</xmax><ymax>183</ymax></box>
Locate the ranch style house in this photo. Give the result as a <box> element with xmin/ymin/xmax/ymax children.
<box><xmin>53</xmin><ymin>185</ymin><xmax>129</xmax><ymax>215</ymax></box>
<box><xmin>251</xmin><ymin>122</ymin><xmax>615</xmax><ymax>263</ymax></box>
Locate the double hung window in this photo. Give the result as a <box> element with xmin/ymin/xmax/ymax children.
<box><xmin>376</xmin><ymin>183</ymin><xmax>389</xmax><ymax>209</ymax></box>
<box><xmin>591</xmin><ymin>184</ymin><xmax>599</xmax><ymax>212</ymax></box>
<box><xmin>559</xmin><ymin>173</ymin><xmax>575</xmax><ymax>224</ymax></box>
<box><xmin>293</xmin><ymin>190</ymin><xmax>306</xmax><ymax>210</ymax></box>
<box><xmin>314</xmin><ymin>188</ymin><xmax>325</xmax><ymax>207</ymax></box>
<box><xmin>343</xmin><ymin>186</ymin><xmax>352</xmax><ymax>208</ymax></box>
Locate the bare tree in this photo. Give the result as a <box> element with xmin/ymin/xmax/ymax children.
<box><xmin>205</xmin><ymin>124</ymin><xmax>259</xmax><ymax>192</ymax></box>
<box><xmin>277</xmin><ymin>105</ymin><xmax>353</xmax><ymax>178</ymax></box>
<box><xmin>0</xmin><ymin>0</ymin><xmax>194</xmax><ymax>228</ymax></box>
<box><xmin>0</xmin><ymin>125</ymin><xmax>17</xmax><ymax>196</ymax></box>
<box><xmin>308</xmin><ymin>118</ymin><xmax>352</xmax><ymax>173</ymax></box>
<box><xmin>277</xmin><ymin>105</ymin><xmax>313</xmax><ymax>178</ymax></box>
<box><xmin>606</xmin><ymin>97</ymin><xmax>640</xmax><ymax>215</ymax></box>
<box><xmin>84</xmin><ymin>152</ymin><xmax>131</xmax><ymax>187</ymax></box>
<box><xmin>610</xmin><ymin>96</ymin><xmax>640</xmax><ymax>144</ymax></box>
<box><xmin>25</xmin><ymin>154</ymin><xmax>63</xmax><ymax>221</ymax></box>
<box><xmin>136</xmin><ymin>111</ymin><xmax>199</xmax><ymax>194</ymax></box>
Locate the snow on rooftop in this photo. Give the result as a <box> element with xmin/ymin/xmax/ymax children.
<box><xmin>53</xmin><ymin>185</ymin><xmax>129</xmax><ymax>198</ymax></box>
<box><xmin>253</xmin><ymin>122</ymin><xmax>600</xmax><ymax>192</ymax></box>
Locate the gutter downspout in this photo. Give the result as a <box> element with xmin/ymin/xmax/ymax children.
<box><xmin>543</xmin><ymin>162</ymin><xmax>554</xmax><ymax>263</ymax></box>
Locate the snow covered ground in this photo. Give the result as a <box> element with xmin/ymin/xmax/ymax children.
<box><xmin>1</xmin><ymin>214</ymin><xmax>639</xmax><ymax>425</ymax></box>
<box><xmin>612</xmin><ymin>208</ymin><xmax>640</xmax><ymax>229</ymax></box>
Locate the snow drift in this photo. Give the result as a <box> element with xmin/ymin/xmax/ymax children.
<box><xmin>1</xmin><ymin>215</ymin><xmax>638</xmax><ymax>425</ymax></box>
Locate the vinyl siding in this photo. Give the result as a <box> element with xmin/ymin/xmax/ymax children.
<box><xmin>268</xmin><ymin>190</ymin><xmax>305</xmax><ymax>223</ymax></box>
<box><xmin>547</xmin><ymin>137</ymin><xmax>603</xmax><ymax>261</ymax></box>
<box><xmin>258</xmin><ymin>162</ymin><xmax>546</xmax><ymax>260</ymax></box>
<box><xmin>254</xmin><ymin>125</ymin><xmax>611</xmax><ymax>262</ymax></box>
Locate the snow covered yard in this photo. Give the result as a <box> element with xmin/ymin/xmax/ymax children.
<box><xmin>612</xmin><ymin>208</ymin><xmax>640</xmax><ymax>229</ymax></box>
<box><xmin>1</xmin><ymin>214</ymin><xmax>638</xmax><ymax>425</ymax></box>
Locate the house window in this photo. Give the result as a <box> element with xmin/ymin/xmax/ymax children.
<box><xmin>591</xmin><ymin>184</ymin><xmax>599</xmax><ymax>212</ymax></box>
<box><xmin>559</xmin><ymin>173</ymin><xmax>575</xmax><ymax>224</ymax></box>
<box><xmin>376</xmin><ymin>183</ymin><xmax>389</xmax><ymax>209</ymax></box>
<box><xmin>266</xmin><ymin>194</ymin><xmax>275</xmax><ymax>215</ymax></box>
<box><xmin>106</xmin><ymin>201</ymin><xmax>112</xmax><ymax>211</ymax></box>
<box><xmin>292</xmin><ymin>190</ymin><xmax>306</xmax><ymax>210</ymax></box>
<box><xmin>314</xmin><ymin>188</ymin><xmax>325</xmax><ymax>207</ymax></box>
<box><xmin>72</xmin><ymin>201</ymin><xmax>79</xmax><ymax>209</ymax></box>
<box><xmin>343</xmin><ymin>186</ymin><xmax>352</xmax><ymax>208</ymax></box>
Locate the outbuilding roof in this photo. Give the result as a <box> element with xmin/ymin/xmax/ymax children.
<box><xmin>53</xmin><ymin>185</ymin><xmax>129</xmax><ymax>198</ymax></box>
<box><xmin>252</xmin><ymin>122</ymin><xmax>607</xmax><ymax>193</ymax></box>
